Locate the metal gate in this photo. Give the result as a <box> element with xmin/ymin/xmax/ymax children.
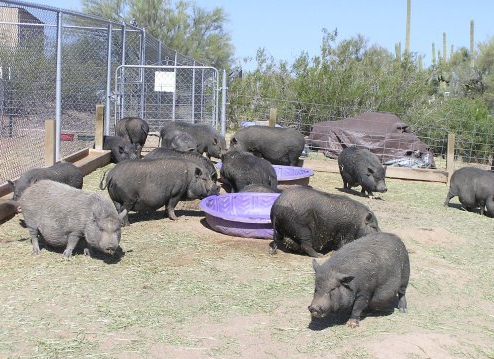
<box><xmin>113</xmin><ymin>65</ymin><xmax>220</xmax><ymax>133</ymax></box>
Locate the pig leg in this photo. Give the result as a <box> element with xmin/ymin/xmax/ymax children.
<box><xmin>28</xmin><ymin>227</ymin><xmax>41</xmax><ymax>255</ymax></box>
<box><xmin>166</xmin><ymin>197</ymin><xmax>180</xmax><ymax>220</ymax></box>
<box><xmin>397</xmin><ymin>291</ymin><xmax>408</xmax><ymax>313</ymax></box>
<box><xmin>297</xmin><ymin>228</ymin><xmax>324</xmax><ymax>258</ymax></box>
<box><xmin>62</xmin><ymin>233</ymin><xmax>80</xmax><ymax>258</ymax></box>
<box><xmin>346</xmin><ymin>294</ymin><xmax>371</xmax><ymax>328</ymax></box>
<box><xmin>269</xmin><ymin>229</ymin><xmax>283</xmax><ymax>255</ymax></box>
<box><xmin>443</xmin><ymin>190</ymin><xmax>455</xmax><ymax>206</ymax></box>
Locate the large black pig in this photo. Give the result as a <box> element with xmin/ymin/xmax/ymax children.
<box><xmin>444</xmin><ymin>166</ymin><xmax>494</xmax><ymax>216</ymax></box>
<box><xmin>8</xmin><ymin>162</ymin><xmax>83</xmax><ymax>201</ymax></box>
<box><xmin>143</xmin><ymin>148</ymin><xmax>218</xmax><ymax>182</ymax></box>
<box><xmin>270</xmin><ymin>186</ymin><xmax>380</xmax><ymax>257</ymax></box>
<box><xmin>309</xmin><ymin>232</ymin><xmax>410</xmax><ymax>328</ymax></box>
<box><xmin>103</xmin><ymin>135</ymin><xmax>139</xmax><ymax>163</ymax></box>
<box><xmin>159</xmin><ymin>121</ymin><xmax>226</xmax><ymax>159</ymax></box>
<box><xmin>20</xmin><ymin>180</ymin><xmax>125</xmax><ymax>258</ymax></box>
<box><xmin>100</xmin><ymin>158</ymin><xmax>219</xmax><ymax>224</ymax></box>
<box><xmin>338</xmin><ymin>146</ymin><xmax>387</xmax><ymax>198</ymax></box>
<box><xmin>220</xmin><ymin>150</ymin><xmax>278</xmax><ymax>192</ymax></box>
<box><xmin>115</xmin><ymin>117</ymin><xmax>149</xmax><ymax>156</ymax></box>
<box><xmin>229</xmin><ymin>126</ymin><xmax>305</xmax><ymax>166</ymax></box>
<box><xmin>160</xmin><ymin>129</ymin><xmax>198</xmax><ymax>153</ymax></box>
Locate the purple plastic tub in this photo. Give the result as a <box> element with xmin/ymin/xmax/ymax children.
<box><xmin>199</xmin><ymin>193</ymin><xmax>281</xmax><ymax>239</ymax></box>
<box><xmin>216</xmin><ymin>162</ymin><xmax>314</xmax><ymax>186</ymax></box>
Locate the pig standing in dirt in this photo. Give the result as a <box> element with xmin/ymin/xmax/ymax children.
<box><xmin>309</xmin><ymin>232</ymin><xmax>410</xmax><ymax>328</ymax></box>
<box><xmin>103</xmin><ymin>135</ymin><xmax>139</xmax><ymax>163</ymax></box>
<box><xmin>229</xmin><ymin>126</ymin><xmax>305</xmax><ymax>166</ymax></box>
<box><xmin>115</xmin><ymin>117</ymin><xmax>149</xmax><ymax>157</ymax></box>
<box><xmin>270</xmin><ymin>186</ymin><xmax>380</xmax><ymax>257</ymax></box>
<box><xmin>220</xmin><ymin>150</ymin><xmax>278</xmax><ymax>192</ymax></box>
<box><xmin>143</xmin><ymin>148</ymin><xmax>218</xmax><ymax>182</ymax></box>
<box><xmin>100</xmin><ymin>158</ymin><xmax>219</xmax><ymax>224</ymax></box>
<box><xmin>20</xmin><ymin>180</ymin><xmax>125</xmax><ymax>258</ymax></box>
<box><xmin>159</xmin><ymin>121</ymin><xmax>226</xmax><ymax>159</ymax></box>
<box><xmin>444</xmin><ymin>166</ymin><xmax>494</xmax><ymax>216</ymax></box>
<box><xmin>338</xmin><ymin>146</ymin><xmax>387</xmax><ymax>198</ymax></box>
<box><xmin>8</xmin><ymin>162</ymin><xmax>83</xmax><ymax>201</ymax></box>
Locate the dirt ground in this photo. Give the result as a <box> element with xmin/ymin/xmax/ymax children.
<box><xmin>0</xmin><ymin>159</ymin><xmax>493</xmax><ymax>359</ymax></box>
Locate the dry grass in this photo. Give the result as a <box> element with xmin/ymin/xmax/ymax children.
<box><xmin>0</xmin><ymin>162</ymin><xmax>493</xmax><ymax>358</ymax></box>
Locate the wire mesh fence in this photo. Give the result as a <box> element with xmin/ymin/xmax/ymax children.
<box><xmin>0</xmin><ymin>0</ymin><xmax>211</xmax><ymax>186</ymax></box>
<box><xmin>227</xmin><ymin>95</ymin><xmax>494</xmax><ymax>172</ymax></box>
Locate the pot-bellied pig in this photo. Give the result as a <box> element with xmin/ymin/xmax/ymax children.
<box><xmin>20</xmin><ymin>180</ymin><xmax>125</xmax><ymax>258</ymax></box>
<box><xmin>338</xmin><ymin>146</ymin><xmax>387</xmax><ymax>198</ymax></box>
<box><xmin>220</xmin><ymin>150</ymin><xmax>278</xmax><ymax>192</ymax></box>
<box><xmin>143</xmin><ymin>148</ymin><xmax>218</xmax><ymax>182</ymax></box>
<box><xmin>103</xmin><ymin>135</ymin><xmax>139</xmax><ymax>163</ymax></box>
<box><xmin>159</xmin><ymin>121</ymin><xmax>226</xmax><ymax>159</ymax></box>
<box><xmin>8</xmin><ymin>162</ymin><xmax>83</xmax><ymax>201</ymax></box>
<box><xmin>160</xmin><ymin>129</ymin><xmax>198</xmax><ymax>153</ymax></box>
<box><xmin>229</xmin><ymin>126</ymin><xmax>305</xmax><ymax>166</ymax></box>
<box><xmin>115</xmin><ymin>117</ymin><xmax>149</xmax><ymax>156</ymax></box>
<box><xmin>100</xmin><ymin>158</ymin><xmax>219</xmax><ymax>224</ymax></box>
<box><xmin>270</xmin><ymin>186</ymin><xmax>380</xmax><ymax>257</ymax></box>
<box><xmin>444</xmin><ymin>166</ymin><xmax>494</xmax><ymax>216</ymax></box>
<box><xmin>309</xmin><ymin>232</ymin><xmax>410</xmax><ymax>328</ymax></box>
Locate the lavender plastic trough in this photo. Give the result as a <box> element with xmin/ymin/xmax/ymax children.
<box><xmin>216</xmin><ymin>162</ymin><xmax>314</xmax><ymax>186</ymax></box>
<box><xmin>200</xmin><ymin>193</ymin><xmax>281</xmax><ymax>239</ymax></box>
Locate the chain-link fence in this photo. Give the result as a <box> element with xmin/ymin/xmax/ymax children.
<box><xmin>227</xmin><ymin>95</ymin><xmax>494</xmax><ymax>172</ymax></box>
<box><xmin>0</xmin><ymin>0</ymin><xmax>219</xmax><ymax>187</ymax></box>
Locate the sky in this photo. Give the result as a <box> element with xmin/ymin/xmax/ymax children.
<box><xmin>28</xmin><ymin>0</ymin><xmax>494</xmax><ymax>71</ymax></box>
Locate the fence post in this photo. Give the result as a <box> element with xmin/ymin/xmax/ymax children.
<box><xmin>446</xmin><ymin>133</ymin><xmax>455</xmax><ymax>185</ymax></box>
<box><xmin>95</xmin><ymin>104</ymin><xmax>105</xmax><ymax>150</ymax></box>
<box><xmin>269</xmin><ymin>108</ymin><xmax>277</xmax><ymax>127</ymax></box>
<box><xmin>44</xmin><ymin>120</ymin><xmax>56</xmax><ymax>166</ymax></box>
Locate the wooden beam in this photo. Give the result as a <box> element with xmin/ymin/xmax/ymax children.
<box><xmin>44</xmin><ymin>119</ymin><xmax>56</xmax><ymax>166</ymax></box>
<box><xmin>94</xmin><ymin>104</ymin><xmax>105</xmax><ymax>150</ymax></box>
<box><xmin>269</xmin><ymin>108</ymin><xmax>277</xmax><ymax>127</ymax></box>
<box><xmin>446</xmin><ymin>133</ymin><xmax>456</xmax><ymax>185</ymax></box>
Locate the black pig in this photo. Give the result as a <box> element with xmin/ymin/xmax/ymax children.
<box><xmin>444</xmin><ymin>166</ymin><xmax>494</xmax><ymax>216</ymax></box>
<box><xmin>338</xmin><ymin>146</ymin><xmax>387</xmax><ymax>198</ymax></box>
<box><xmin>270</xmin><ymin>186</ymin><xmax>380</xmax><ymax>257</ymax></box>
<box><xmin>103</xmin><ymin>135</ymin><xmax>139</xmax><ymax>163</ymax></box>
<box><xmin>309</xmin><ymin>232</ymin><xmax>410</xmax><ymax>328</ymax></box>
<box><xmin>115</xmin><ymin>117</ymin><xmax>149</xmax><ymax>157</ymax></box>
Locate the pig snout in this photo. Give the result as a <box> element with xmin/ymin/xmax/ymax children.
<box><xmin>308</xmin><ymin>304</ymin><xmax>326</xmax><ymax>318</ymax></box>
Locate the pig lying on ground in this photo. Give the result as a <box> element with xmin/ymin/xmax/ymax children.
<box><xmin>8</xmin><ymin>162</ymin><xmax>83</xmax><ymax>201</ymax></box>
<box><xmin>159</xmin><ymin>121</ymin><xmax>226</xmax><ymax>159</ymax></box>
<box><xmin>100</xmin><ymin>158</ymin><xmax>219</xmax><ymax>224</ymax></box>
<box><xmin>338</xmin><ymin>146</ymin><xmax>387</xmax><ymax>198</ymax></box>
<box><xmin>270</xmin><ymin>186</ymin><xmax>380</xmax><ymax>257</ymax></box>
<box><xmin>220</xmin><ymin>150</ymin><xmax>278</xmax><ymax>192</ymax></box>
<box><xmin>229</xmin><ymin>125</ymin><xmax>305</xmax><ymax>166</ymax></box>
<box><xmin>20</xmin><ymin>180</ymin><xmax>125</xmax><ymax>258</ymax></box>
<box><xmin>309</xmin><ymin>232</ymin><xmax>410</xmax><ymax>328</ymax></box>
<box><xmin>444</xmin><ymin>166</ymin><xmax>494</xmax><ymax>216</ymax></box>
<box><xmin>103</xmin><ymin>135</ymin><xmax>139</xmax><ymax>163</ymax></box>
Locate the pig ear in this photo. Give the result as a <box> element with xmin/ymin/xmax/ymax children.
<box><xmin>312</xmin><ymin>258</ymin><xmax>322</xmax><ymax>272</ymax></box>
<box><xmin>194</xmin><ymin>167</ymin><xmax>203</xmax><ymax>177</ymax></box>
<box><xmin>364</xmin><ymin>212</ymin><xmax>374</xmax><ymax>224</ymax></box>
<box><xmin>336</xmin><ymin>273</ymin><xmax>354</xmax><ymax>286</ymax></box>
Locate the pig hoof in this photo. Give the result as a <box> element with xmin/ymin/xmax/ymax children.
<box><xmin>84</xmin><ymin>248</ymin><xmax>92</xmax><ymax>256</ymax></box>
<box><xmin>346</xmin><ymin>319</ymin><xmax>359</xmax><ymax>328</ymax></box>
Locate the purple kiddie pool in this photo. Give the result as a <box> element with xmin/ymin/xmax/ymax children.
<box><xmin>216</xmin><ymin>162</ymin><xmax>314</xmax><ymax>187</ymax></box>
<box><xmin>200</xmin><ymin>193</ymin><xmax>281</xmax><ymax>239</ymax></box>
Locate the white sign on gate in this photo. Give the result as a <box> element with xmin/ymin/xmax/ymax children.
<box><xmin>154</xmin><ymin>71</ymin><xmax>176</xmax><ymax>92</ymax></box>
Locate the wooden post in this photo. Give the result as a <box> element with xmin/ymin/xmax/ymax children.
<box><xmin>446</xmin><ymin>133</ymin><xmax>455</xmax><ymax>185</ymax></box>
<box><xmin>269</xmin><ymin>108</ymin><xmax>277</xmax><ymax>127</ymax></box>
<box><xmin>44</xmin><ymin>119</ymin><xmax>56</xmax><ymax>166</ymax></box>
<box><xmin>94</xmin><ymin>104</ymin><xmax>105</xmax><ymax>150</ymax></box>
